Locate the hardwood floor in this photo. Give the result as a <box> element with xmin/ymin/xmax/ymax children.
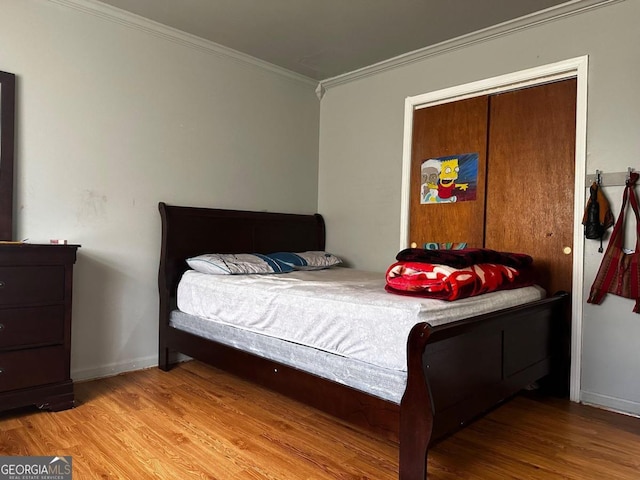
<box><xmin>1</xmin><ymin>361</ymin><xmax>639</xmax><ymax>479</ymax></box>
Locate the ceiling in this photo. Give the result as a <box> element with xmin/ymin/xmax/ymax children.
<box><xmin>96</xmin><ymin>0</ymin><xmax>573</xmax><ymax>81</ymax></box>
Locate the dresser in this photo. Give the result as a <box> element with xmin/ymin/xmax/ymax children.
<box><xmin>0</xmin><ymin>244</ymin><xmax>79</xmax><ymax>413</ymax></box>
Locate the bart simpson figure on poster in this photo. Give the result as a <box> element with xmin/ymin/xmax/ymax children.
<box><xmin>435</xmin><ymin>158</ymin><xmax>468</xmax><ymax>202</ymax></box>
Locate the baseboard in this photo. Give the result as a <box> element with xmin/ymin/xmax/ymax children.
<box><xmin>72</xmin><ymin>353</ymin><xmax>193</xmax><ymax>382</ymax></box>
<box><xmin>71</xmin><ymin>355</ymin><xmax>159</xmax><ymax>382</ymax></box>
<box><xmin>580</xmin><ymin>391</ymin><xmax>640</xmax><ymax>418</ymax></box>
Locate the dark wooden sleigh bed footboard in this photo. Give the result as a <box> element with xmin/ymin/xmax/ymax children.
<box><xmin>157</xmin><ymin>202</ymin><xmax>568</xmax><ymax>480</ymax></box>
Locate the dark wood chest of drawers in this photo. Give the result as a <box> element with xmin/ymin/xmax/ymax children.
<box><xmin>0</xmin><ymin>244</ymin><xmax>79</xmax><ymax>413</ymax></box>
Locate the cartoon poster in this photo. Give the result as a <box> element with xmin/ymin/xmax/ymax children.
<box><xmin>420</xmin><ymin>153</ymin><xmax>478</xmax><ymax>204</ymax></box>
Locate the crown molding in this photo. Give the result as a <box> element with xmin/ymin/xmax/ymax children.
<box><xmin>47</xmin><ymin>0</ymin><xmax>317</xmax><ymax>87</ymax></box>
<box><xmin>318</xmin><ymin>0</ymin><xmax>623</xmax><ymax>92</ymax></box>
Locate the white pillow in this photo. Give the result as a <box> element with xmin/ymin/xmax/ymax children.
<box><xmin>186</xmin><ymin>253</ymin><xmax>293</xmax><ymax>275</ymax></box>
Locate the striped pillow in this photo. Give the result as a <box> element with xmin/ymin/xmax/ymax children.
<box><xmin>266</xmin><ymin>251</ymin><xmax>342</xmax><ymax>271</ymax></box>
<box><xmin>186</xmin><ymin>253</ymin><xmax>293</xmax><ymax>275</ymax></box>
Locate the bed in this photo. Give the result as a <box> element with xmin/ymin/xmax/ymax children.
<box><xmin>157</xmin><ymin>202</ymin><xmax>568</xmax><ymax>480</ymax></box>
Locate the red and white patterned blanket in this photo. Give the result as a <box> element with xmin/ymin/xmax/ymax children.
<box><xmin>385</xmin><ymin>256</ymin><xmax>534</xmax><ymax>301</ymax></box>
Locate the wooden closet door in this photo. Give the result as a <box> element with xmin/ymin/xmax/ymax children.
<box><xmin>485</xmin><ymin>79</ymin><xmax>577</xmax><ymax>294</ymax></box>
<box><xmin>409</xmin><ymin>96</ymin><xmax>489</xmax><ymax>248</ymax></box>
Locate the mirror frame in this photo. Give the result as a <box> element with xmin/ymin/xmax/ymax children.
<box><xmin>0</xmin><ymin>71</ymin><xmax>15</xmax><ymax>241</ymax></box>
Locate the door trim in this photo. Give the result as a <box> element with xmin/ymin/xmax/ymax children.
<box><xmin>399</xmin><ymin>56</ymin><xmax>588</xmax><ymax>402</ymax></box>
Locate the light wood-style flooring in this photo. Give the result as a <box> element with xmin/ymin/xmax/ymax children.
<box><xmin>1</xmin><ymin>361</ymin><xmax>640</xmax><ymax>479</ymax></box>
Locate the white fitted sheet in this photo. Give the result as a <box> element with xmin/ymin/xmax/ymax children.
<box><xmin>177</xmin><ymin>267</ymin><xmax>545</xmax><ymax>372</ymax></box>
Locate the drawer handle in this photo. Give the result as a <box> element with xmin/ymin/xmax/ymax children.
<box><xmin>0</xmin><ymin>367</ymin><xmax>3</xmax><ymax>374</ymax></box>
<box><xmin>0</xmin><ymin>323</ymin><xmax>3</xmax><ymax>331</ymax></box>
<box><xmin>0</xmin><ymin>281</ymin><xmax>4</xmax><ymax>288</ymax></box>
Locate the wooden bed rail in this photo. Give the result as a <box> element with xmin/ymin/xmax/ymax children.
<box><xmin>400</xmin><ymin>292</ymin><xmax>569</xmax><ymax>479</ymax></box>
<box><xmin>400</xmin><ymin>322</ymin><xmax>434</xmax><ymax>480</ymax></box>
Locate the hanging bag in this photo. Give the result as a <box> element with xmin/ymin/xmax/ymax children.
<box><xmin>587</xmin><ymin>172</ymin><xmax>640</xmax><ymax>313</ymax></box>
<box><xmin>583</xmin><ymin>181</ymin><xmax>615</xmax><ymax>252</ymax></box>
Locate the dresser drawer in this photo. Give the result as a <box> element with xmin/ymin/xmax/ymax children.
<box><xmin>0</xmin><ymin>306</ymin><xmax>65</xmax><ymax>348</ymax></box>
<box><xmin>0</xmin><ymin>266</ymin><xmax>65</xmax><ymax>306</ymax></box>
<box><xmin>0</xmin><ymin>346</ymin><xmax>67</xmax><ymax>393</ymax></box>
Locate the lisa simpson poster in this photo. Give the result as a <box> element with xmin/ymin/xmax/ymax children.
<box><xmin>420</xmin><ymin>153</ymin><xmax>478</xmax><ymax>204</ymax></box>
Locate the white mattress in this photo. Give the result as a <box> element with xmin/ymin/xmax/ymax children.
<box><xmin>177</xmin><ymin>267</ymin><xmax>545</xmax><ymax>372</ymax></box>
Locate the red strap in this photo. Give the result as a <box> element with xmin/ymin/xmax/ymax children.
<box><xmin>626</xmin><ymin>177</ymin><xmax>640</xmax><ymax>309</ymax></box>
<box><xmin>589</xmin><ymin>186</ymin><xmax>628</xmax><ymax>293</ymax></box>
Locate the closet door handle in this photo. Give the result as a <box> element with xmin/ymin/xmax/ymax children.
<box><xmin>0</xmin><ymin>323</ymin><xmax>4</xmax><ymax>332</ymax></box>
<box><xmin>0</xmin><ymin>280</ymin><xmax>5</xmax><ymax>288</ymax></box>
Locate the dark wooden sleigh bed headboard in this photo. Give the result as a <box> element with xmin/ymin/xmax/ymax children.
<box><xmin>158</xmin><ymin>202</ymin><xmax>326</xmax><ymax>307</ymax></box>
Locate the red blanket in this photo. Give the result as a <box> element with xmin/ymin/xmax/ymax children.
<box><xmin>385</xmin><ymin>260</ymin><xmax>534</xmax><ymax>301</ymax></box>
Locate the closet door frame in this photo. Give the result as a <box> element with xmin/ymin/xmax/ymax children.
<box><xmin>399</xmin><ymin>56</ymin><xmax>588</xmax><ymax>402</ymax></box>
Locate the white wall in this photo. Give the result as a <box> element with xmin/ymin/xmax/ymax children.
<box><xmin>318</xmin><ymin>0</ymin><xmax>640</xmax><ymax>415</ymax></box>
<box><xmin>1</xmin><ymin>0</ymin><xmax>320</xmax><ymax>379</ymax></box>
